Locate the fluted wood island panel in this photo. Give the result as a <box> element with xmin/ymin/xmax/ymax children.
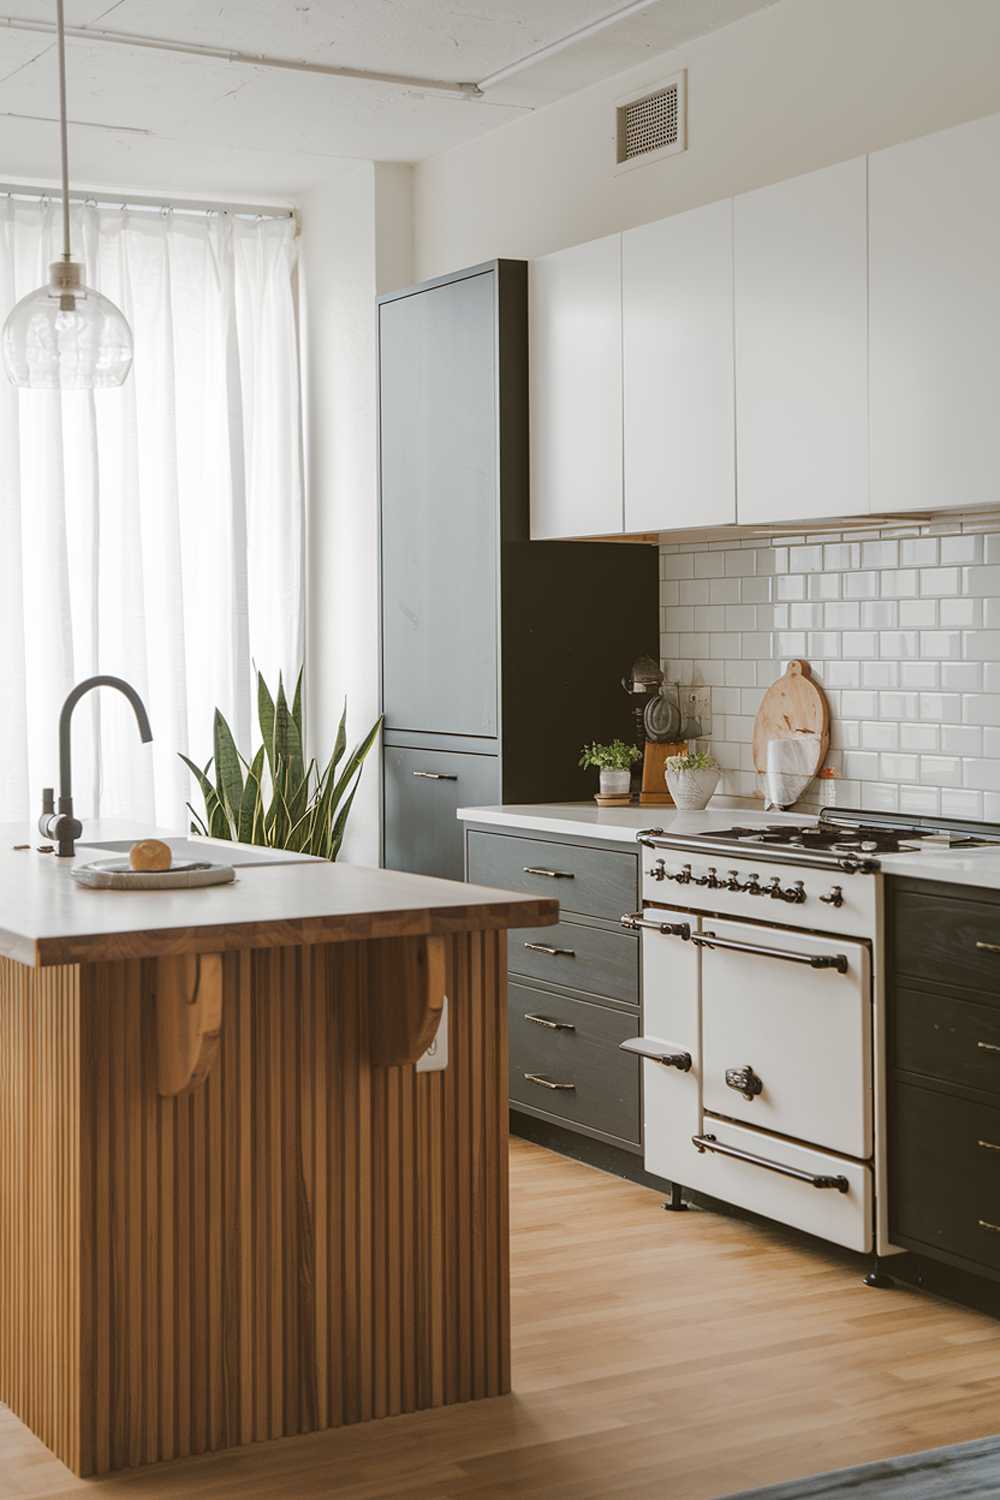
<box><xmin>0</xmin><ymin>839</ymin><xmax>554</xmax><ymax>1477</ymax></box>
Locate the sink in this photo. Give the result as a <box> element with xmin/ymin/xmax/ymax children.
<box><xmin>77</xmin><ymin>836</ymin><xmax>316</xmax><ymax>869</ymax></box>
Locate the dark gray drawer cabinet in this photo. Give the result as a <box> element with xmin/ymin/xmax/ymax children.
<box><xmin>465</xmin><ymin>820</ymin><xmax>644</xmax><ymax>1155</ymax></box>
<box><xmin>511</xmin><ymin>918</ymin><xmax>638</xmax><ymax>1007</ymax></box>
<box><xmin>509</xmin><ymin>983</ymin><xmax>640</xmax><ymax>1147</ymax></box>
<box><xmin>384</xmin><ymin>747</ymin><xmax>498</xmax><ymax>880</ymax></box>
<box><xmin>467</xmin><ymin>830</ymin><xmax>637</xmax><ymax>920</ymax></box>
<box><xmin>889</xmin><ymin>876</ymin><xmax>1000</xmax><ymax>1282</ymax></box>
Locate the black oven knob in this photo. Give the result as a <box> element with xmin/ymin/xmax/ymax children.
<box><xmin>725</xmin><ymin>869</ymin><xmax>742</xmax><ymax>891</ymax></box>
<box><xmin>672</xmin><ymin>863</ymin><xmax>694</xmax><ymax>886</ymax></box>
<box><xmin>725</xmin><ymin>1064</ymin><xmax>764</xmax><ymax>1101</ymax></box>
<box><xmin>650</xmin><ymin>858</ymin><xmax>668</xmax><ymax>882</ymax></box>
<box><xmin>743</xmin><ymin>873</ymin><xmax>764</xmax><ymax>896</ymax></box>
<box><xmin>820</xmin><ymin>885</ymin><xmax>845</xmax><ymax>909</ymax></box>
<box><xmin>768</xmin><ymin>877</ymin><xmax>807</xmax><ymax>904</ymax></box>
<box><xmin>704</xmin><ymin>866</ymin><xmax>723</xmax><ymax>890</ymax></box>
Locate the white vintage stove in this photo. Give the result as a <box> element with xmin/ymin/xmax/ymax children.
<box><xmin>621</xmin><ymin>806</ymin><xmax>1000</xmax><ymax>1279</ymax></box>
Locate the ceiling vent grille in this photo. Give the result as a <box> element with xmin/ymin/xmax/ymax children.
<box><xmin>615</xmin><ymin>71</ymin><xmax>686</xmax><ymax>172</ymax></box>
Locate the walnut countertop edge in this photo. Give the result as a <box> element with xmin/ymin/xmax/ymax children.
<box><xmin>0</xmin><ymin>836</ymin><xmax>557</xmax><ymax>968</ymax></box>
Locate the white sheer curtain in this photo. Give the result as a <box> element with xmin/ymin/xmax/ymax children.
<box><xmin>0</xmin><ymin>197</ymin><xmax>303</xmax><ymax>829</ymax></box>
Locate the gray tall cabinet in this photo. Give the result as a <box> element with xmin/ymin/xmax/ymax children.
<box><xmin>379</xmin><ymin>260</ymin><xmax>657</xmax><ymax>881</ymax></box>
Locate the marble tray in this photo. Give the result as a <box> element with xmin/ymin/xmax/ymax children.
<box><xmin>72</xmin><ymin>857</ymin><xmax>236</xmax><ymax>890</ymax></box>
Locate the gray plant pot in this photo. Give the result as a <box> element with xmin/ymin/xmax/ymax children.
<box><xmin>599</xmin><ymin>768</ymin><xmax>632</xmax><ymax>797</ymax></box>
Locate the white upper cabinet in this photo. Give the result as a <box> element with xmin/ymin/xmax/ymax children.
<box><xmin>623</xmin><ymin>199</ymin><xmax>736</xmax><ymax>532</ymax></box>
<box><xmin>530</xmin><ymin>235</ymin><xmax>623</xmax><ymax>539</ymax></box>
<box><xmin>734</xmin><ymin>156</ymin><xmax>869</xmax><ymax>524</ymax></box>
<box><xmin>870</xmin><ymin>113</ymin><xmax>1000</xmax><ymax>513</ymax></box>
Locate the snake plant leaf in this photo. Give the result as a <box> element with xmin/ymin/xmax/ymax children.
<box><xmin>186</xmin><ymin>802</ymin><xmax>210</xmax><ymax>838</ymax></box>
<box><xmin>257</xmin><ymin>672</ymin><xmax>276</xmax><ymax>774</ymax></box>
<box><xmin>179</xmin><ymin>753</ymin><xmax>227</xmax><ymax>834</ymax></box>
<box><xmin>328</xmin><ymin>777</ymin><xmax>361</xmax><ymax>860</ymax></box>
<box><xmin>291</xmin><ymin>666</ymin><xmax>303</xmax><ymax>739</ymax></box>
<box><xmin>273</xmin><ymin>677</ymin><xmax>305</xmax><ymax>790</ymax></box>
<box><xmin>213</xmin><ymin>709</ymin><xmax>245</xmax><ymax>824</ymax></box>
<box><xmin>238</xmin><ymin>744</ymin><xmax>265</xmax><ymax>844</ymax></box>
<box><xmin>326</xmin><ymin>715</ymin><xmax>383</xmax><ymax>821</ymax></box>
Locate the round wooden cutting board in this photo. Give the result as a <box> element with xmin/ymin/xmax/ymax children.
<box><xmin>751</xmin><ymin>659</ymin><xmax>830</xmax><ymax>781</ymax></box>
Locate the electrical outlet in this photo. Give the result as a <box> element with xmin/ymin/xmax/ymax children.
<box><xmin>416</xmin><ymin>995</ymin><xmax>449</xmax><ymax>1073</ymax></box>
<box><xmin>680</xmin><ymin>685</ymin><xmax>712</xmax><ymax>735</ymax></box>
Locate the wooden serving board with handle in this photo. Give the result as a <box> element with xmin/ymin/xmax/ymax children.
<box><xmin>751</xmin><ymin>660</ymin><xmax>830</xmax><ymax>783</ymax></box>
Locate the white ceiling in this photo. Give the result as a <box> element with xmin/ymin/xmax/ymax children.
<box><xmin>0</xmin><ymin>0</ymin><xmax>778</xmax><ymax>198</ymax></box>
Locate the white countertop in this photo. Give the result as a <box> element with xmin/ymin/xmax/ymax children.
<box><xmin>458</xmin><ymin>803</ymin><xmax>1000</xmax><ymax>891</ymax></box>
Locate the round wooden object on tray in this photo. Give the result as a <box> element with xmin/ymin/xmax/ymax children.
<box><xmin>751</xmin><ymin>659</ymin><xmax>830</xmax><ymax>781</ymax></box>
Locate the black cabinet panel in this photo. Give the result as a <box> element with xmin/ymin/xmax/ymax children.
<box><xmin>380</xmin><ymin>272</ymin><xmax>499</xmax><ymax>739</ymax></box>
<box><xmin>891</xmin><ymin>885</ymin><xmax>1000</xmax><ymax>1002</ymax></box>
<box><xmin>508</xmin><ymin>982</ymin><xmax>640</xmax><ymax>1146</ymax></box>
<box><xmin>891</xmin><ymin>984</ymin><xmax>1000</xmax><ymax>1098</ymax></box>
<box><xmin>891</xmin><ymin>1079</ymin><xmax>1000</xmax><ymax>1276</ymax></box>
<box><xmin>510</xmin><ymin>918</ymin><xmax>638</xmax><ymax>1007</ymax></box>
<box><xmin>383</xmin><ymin>747</ymin><xmax>498</xmax><ymax>882</ymax></box>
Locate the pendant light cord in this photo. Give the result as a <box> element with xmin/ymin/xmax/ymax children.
<box><xmin>56</xmin><ymin>0</ymin><xmax>70</xmax><ymax>261</ymax></box>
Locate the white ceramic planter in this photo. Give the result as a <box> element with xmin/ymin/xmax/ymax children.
<box><xmin>599</xmin><ymin>768</ymin><xmax>632</xmax><ymax>797</ymax></box>
<box><xmin>666</xmin><ymin>764</ymin><xmax>720</xmax><ymax>810</ymax></box>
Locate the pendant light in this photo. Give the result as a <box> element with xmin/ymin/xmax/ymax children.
<box><xmin>2</xmin><ymin>0</ymin><xmax>133</xmax><ymax>388</ymax></box>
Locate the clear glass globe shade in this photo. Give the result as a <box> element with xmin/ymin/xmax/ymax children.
<box><xmin>2</xmin><ymin>272</ymin><xmax>133</xmax><ymax>389</ymax></box>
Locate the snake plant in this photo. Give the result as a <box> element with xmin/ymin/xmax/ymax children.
<box><xmin>180</xmin><ymin>668</ymin><xmax>381</xmax><ymax>859</ymax></box>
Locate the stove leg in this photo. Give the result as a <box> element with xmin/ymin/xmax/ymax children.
<box><xmin>864</xmin><ymin>1257</ymin><xmax>895</xmax><ymax>1289</ymax></box>
<box><xmin>664</xmin><ymin>1181</ymin><xmax>689</xmax><ymax>1212</ymax></box>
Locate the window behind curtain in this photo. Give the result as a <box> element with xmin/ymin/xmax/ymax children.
<box><xmin>0</xmin><ymin>198</ymin><xmax>303</xmax><ymax>828</ymax></box>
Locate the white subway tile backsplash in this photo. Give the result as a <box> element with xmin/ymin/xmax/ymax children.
<box><xmin>660</xmin><ymin>515</ymin><xmax>1000</xmax><ymax>817</ymax></box>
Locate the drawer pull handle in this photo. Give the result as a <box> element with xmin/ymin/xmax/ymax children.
<box><xmin>411</xmin><ymin>770</ymin><xmax>458</xmax><ymax>780</ymax></box>
<box><xmin>523</xmin><ymin>1072</ymin><xmax>575</xmax><ymax>1092</ymax></box>
<box><xmin>976</xmin><ymin>941</ymin><xmax>1000</xmax><ymax>955</ymax></box>
<box><xmin>523</xmin><ymin>866</ymin><xmax>574</xmax><ymax>879</ymax></box>
<box><xmin>692</xmin><ymin>1133</ymin><xmax>849</xmax><ymax>1193</ymax></box>
<box><xmin>523</xmin><ymin>942</ymin><xmax>575</xmax><ymax>959</ymax></box>
<box><xmin>977</xmin><ymin>1139</ymin><xmax>1000</xmax><ymax>1153</ymax></box>
<box><xmin>977</xmin><ymin>1041</ymin><xmax>1000</xmax><ymax>1054</ymax></box>
<box><xmin>979</xmin><ymin>1219</ymin><xmax>1000</xmax><ymax>1234</ymax></box>
<box><xmin>524</xmin><ymin>1013</ymin><xmax>575</xmax><ymax>1032</ymax></box>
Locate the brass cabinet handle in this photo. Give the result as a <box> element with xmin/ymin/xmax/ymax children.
<box><xmin>978</xmin><ymin>1139</ymin><xmax>1000</xmax><ymax>1152</ymax></box>
<box><xmin>411</xmin><ymin>770</ymin><xmax>458</xmax><ymax>780</ymax></box>
<box><xmin>976</xmin><ymin>941</ymin><xmax>1000</xmax><ymax>954</ymax></box>
<box><xmin>523</xmin><ymin>1072</ymin><xmax>575</xmax><ymax>1091</ymax></box>
<box><xmin>978</xmin><ymin>1041</ymin><xmax>1000</xmax><ymax>1054</ymax></box>
<box><xmin>523</xmin><ymin>866</ymin><xmax>574</xmax><ymax>879</ymax></box>
<box><xmin>523</xmin><ymin>942</ymin><xmax>575</xmax><ymax>958</ymax></box>
<box><xmin>523</xmin><ymin>1013</ymin><xmax>575</xmax><ymax>1032</ymax></box>
<box><xmin>979</xmin><ymin>1219</ymin><xmax>1000</xmax><ymax>1233</ymax></box>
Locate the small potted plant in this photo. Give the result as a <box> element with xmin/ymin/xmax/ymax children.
<box><xmin>666</xmin><ymin>750</ymin><xmax>721</xmax><ymax>810</ymax></box>
<box><xmin>579</xmin><ymin>739</ymin><xmax>641</xmax><ymax>798</ymax></box>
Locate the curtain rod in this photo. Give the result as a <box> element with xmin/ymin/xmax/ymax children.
<box><xmin>0</xmin><ymin>181</ymin><xmax>294</xmax><ymax>221</ymax></box>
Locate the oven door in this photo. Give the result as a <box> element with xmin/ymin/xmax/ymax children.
<box><xmin>698</xmin><ymin>919</ymin><xmax>872</xmax><ymax>1160</ymax></box>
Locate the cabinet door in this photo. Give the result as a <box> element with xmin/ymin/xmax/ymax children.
<box><xmin>380</xmin><ymin>271</ymin><xmax>498</xmax><ymax>738</ymax></box>
<box><xmin>530</xmin><ymin>235</ymin><xmax>623</xmax><ymax>538</ymax></box>
<box><xmin>735</xmin><ymin>156</ymin><xmax>868</xmax><ymax>524</ymax></box>
<box><xmin>383</xmin><ymin>745</ymin><xmax>499</xmax><ymax>881</ymax></box>
<box><xmin>870</xmin><ymin>113</ymin><xmax>1000</xmax><ymax>512</ymax></box>
<box><xmin>623</xmin><ymin>200</ymin><xmax>735</xmax><ymax>531</ymax></box>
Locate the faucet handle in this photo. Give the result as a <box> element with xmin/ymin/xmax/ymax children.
<box><xmin>42</xmin><ymin>786</ymin><xmax>54</xmax><ymax>814</ymax></box>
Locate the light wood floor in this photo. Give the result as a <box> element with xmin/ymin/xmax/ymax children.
<box><xmin>3</xmin><ymin>1136</ymin><xmax>1000</xmax><ymax>1499</ymax></box>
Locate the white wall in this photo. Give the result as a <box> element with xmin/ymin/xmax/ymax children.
<box><xmin>414</xmin><ymin>0</ymin><xmax>1000</xmax><ymax>277</ymax></box>
<box><xmin>300</xmin><ymin>162</ymin><xmax>413</xmax><ymax>866</ymax></box>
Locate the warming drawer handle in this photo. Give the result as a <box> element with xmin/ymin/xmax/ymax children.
<box><xmin>619</xmin><ymin>1037</ymin><xmax>692</xmax><ymax>1072</ymax></box>
<box><xmin>411</xmin><ymin>770</ymin><xmax>458</xmax><ymax>781</ymax></box>
<box><xmin>692</xmin><ymin>1133</ymin><xmax>850</xmax><ymax>1193</ymax></box>
<box><xmin>693</xmin><ymin>932</ymin><xmax>849</xmax><ymax>974</ymax></box>
<box><xmin>619</xmin><ymin>911</ymin><xmax>691</xmax><ymax>939</ymax></box>
<box><xmin>523</xmin><ymin>1072</ymin><xmax>575</xmax><ymax>1092</ymax></box>
<box><xmin>523</xmin><ymin>941</ymin><xmax>576</xmax><ymax>959</ymax></box>
<box><xmin>524</xmin><ymin>1013</ymin><xmax>575</xmax><ymax>1032</ymax></box>
<box><xmin>523</xmin><ymin>865</ymin><xmax>575</xmax><ymax>879</ymax></box>
<box><xmin>976</xmin><ymin>941</ymin><xmax>1000</xmax><ymax>955</ymax></box>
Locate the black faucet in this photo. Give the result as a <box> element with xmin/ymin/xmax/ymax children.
<box><xmin>39</xmin><ymin>675</ymin><xmax>153</xmax><ymax>858</ymax></box>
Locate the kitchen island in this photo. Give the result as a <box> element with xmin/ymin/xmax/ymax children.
<box><xmin>0</xmin><ymin>829</ymin><xmax>557</xmax><ymax>1477</ymax></box>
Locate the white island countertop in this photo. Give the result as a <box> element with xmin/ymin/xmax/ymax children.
<box><xmin>0</xmin><ymin>819</ymin><xmax>557</xmax><ymax>967</ymax></box>
<box><xmin>458</xmin><ymin>802</ymin><xmax>1000</xmax><ymax>892</ymax></box>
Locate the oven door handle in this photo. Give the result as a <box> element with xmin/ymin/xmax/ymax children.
<box><xmin>692</xmin><ymin>931</ymin><xmax>849</xmax><ymax>974</ymax></box>
<box><xmin>620</xmin><ymin>911</ymin><xmax>691</xmax><ymax>939</ymax></box>
<box><xmin>692</xmin><ymin>1133</ymin><xmax>849</xmax><ymax>1192</ymax></box>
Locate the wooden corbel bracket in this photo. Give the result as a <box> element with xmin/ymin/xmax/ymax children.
<box><xmin>370</xmin><ymin>934</ymin><xmax>447</xmax><ymax>1067</ymax></box>
<box><xmin>155</xmin><ymin>952</ymin><xmax>224</xmax><ymax>1096</ymax></box>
